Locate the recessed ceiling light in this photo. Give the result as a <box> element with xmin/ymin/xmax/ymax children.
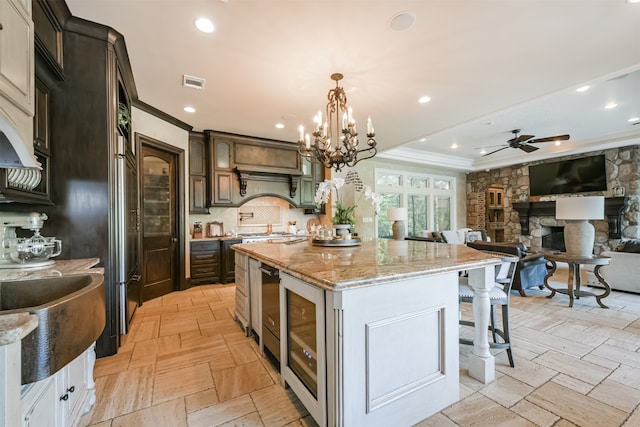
<box><xmin>451</xmin><ymin>143</ymin><xmax>458</xmax><ymax>149</ymax></box>
<box><xmin>554</xmin><ymin>141</ymin><xmax>561</xmax><ymax>146</ymax></box>
<box><xmin>628</xmin><ymin>117</ymin><xmax>640</xmax><ymax>123</ymax></box>
<box><xmin>388</xmin><ymin>11</ymin><xmax>416</xmax><ymax>32</ymax></box>
<box><xmin>419</xmin><ymin>137</ymin><xmax>427</xmax><ymax>142</ymax></box>
<box><xmin>576</xmin><ymin>85</ymin><xmax>590</xmax><ymax>92</ymax></box>
<box><xmin>195</xmin><ymin>18</ymin><xmax>214</xmax><ymax>33</ymax></box>
<box><xmin>605</xmin><ymin>103</ymin><xmax>618</xmax><ymax>110</ymax></box>
<box><xmin>629</xmin><ymin>0</ymin><xmax>640</xmax><ymax>4</ymax></box>
<box><xmin>480</xmin><ymin>149</ymin><xmax>487</xmax><ymax>155</ymax></box>
<box><xmin>275</xmin><ymin>123</ymin><xmax>285</xmax><ymax>129</ymax></box>
<box><xmin>418</xmin><ymin>96</ymin><xmax>431</xmax><ymax>104</ymax></box>
<box><xmin>184</xmin><ymin>106</ymin><xmax>196</xmax><ymax>113</ymax></box>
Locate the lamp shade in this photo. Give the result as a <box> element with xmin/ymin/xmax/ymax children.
<box><xmin>387</xmin><ymin>207</ymin><xmax>407</xmax><ymax>221</ymax></box>
<box><xmin>556</xmin><ymin>196</ymin><xmax>604</xmax><ymax>220</ymax></box>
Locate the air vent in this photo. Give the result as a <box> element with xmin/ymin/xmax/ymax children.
<box><xmin>183</xmin><ymin>74</ymin><xmax>206</xmax><ymax>90</ymax></box>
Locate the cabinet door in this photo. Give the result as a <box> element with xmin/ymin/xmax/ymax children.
<box><xmin>64</xmin><ymin>352</ymin><xmax>88</xmax><ymax>425</ymax></box>
<box><xmin>190</xmin><ymin>175</ymin><xmax>208</xmax><ymax>213</ymax></box>
<box><xmin>190</xmin><ymin>134</ymin><xmax>206</xmax><ymax>175</ymax></box>
<box><xmin>249</xmin><ymin>258</ymin><xmax>262</xmax><ymax>336</ymax></box>
<box><xmin>0</xmin><ymin>0</ymin><xmax>34</xmax><ymax>114</ymax></box>
<box><xmin>213</xmin><ymin>171</ymin><xmax>233</xmax><ymax>205</ymax></box>
<box><xmin>22</xmin><ymin>378</ymin><xmax>57</xmax><ymax>427</ymax></box>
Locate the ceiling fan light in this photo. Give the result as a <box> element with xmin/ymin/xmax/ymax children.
<box><xmin>605</xmin><ymin>103</ymin><xmax>618</xmax><ymax>110</ymax></box>
<box><xmin>575</xmin><ymin>85</ymin><xmax>590</xmax><ymax>92</ymax></box>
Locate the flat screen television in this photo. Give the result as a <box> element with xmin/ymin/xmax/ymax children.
<box><xmin>529</xmin><ymin>155</ymin><xmax>607</xmax><ymax>196</ymax></box>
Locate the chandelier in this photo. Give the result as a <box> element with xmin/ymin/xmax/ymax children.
<box><xmin>297</xmin><ymin>73</ymin><xmax>377</xmax><ymax>172</ymax></box>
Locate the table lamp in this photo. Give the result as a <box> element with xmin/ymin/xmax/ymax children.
<box><xmin>387</xmin><ymin>207</ymin><xmax>407</xmax><ymax>240</ymax></box>
<box><xmin>555</xmin><ymin>196</ymin><xmax>604</xmax><ymax>257</ymax></box>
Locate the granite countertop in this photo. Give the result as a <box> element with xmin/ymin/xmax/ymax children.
<box><xmin>0</xmin><ymin>312</ymin><xmax>38</xmax><ymax>346</ymax></box>
<box><xmin>233</xmin><ymin>238</ymin><xmax>501</xmax><ymax>290</ymax></box>
<box><xmin>0</xmin><ymin>258</ymin><xmax>103</xmax><ymax>281</ymax></box>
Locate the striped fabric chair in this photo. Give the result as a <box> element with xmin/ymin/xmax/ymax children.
<box><xmin>458</xmin><ymin>252</ymin><xmax>519</xmax><ymax>367</ymax></box>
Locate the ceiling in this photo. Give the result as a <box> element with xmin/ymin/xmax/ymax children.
<box><xmin>66</xmin><ymin>0</ymin><xmax>640</xmax><ymax>171</ymax></box>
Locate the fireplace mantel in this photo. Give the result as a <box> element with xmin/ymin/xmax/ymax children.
<box><xmin>512</xmin><ymin>197</ymin><xmax>628</xmax><ymax>238</ymax></box>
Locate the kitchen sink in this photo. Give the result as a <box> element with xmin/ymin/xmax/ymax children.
<box><xmin>0</xmin><ymin>273</ymin><xmax>105</xmax><ymax>384</ymax></box>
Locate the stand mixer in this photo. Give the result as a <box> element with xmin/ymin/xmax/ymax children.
<box><xmin>0</xmin><ymin>211</ymin><xmax>62</xmax><ymax>268</ymax></box>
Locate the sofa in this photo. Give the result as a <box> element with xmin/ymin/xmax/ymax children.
<box><xmin>466</xmin><ymin>241</ymin><xmax>548</xmax><ymax>297</ymax></box>
<box><xmin>585</xmin><ymin>240</ymin><xmax>640</xmax><ymax>294</ymax></box>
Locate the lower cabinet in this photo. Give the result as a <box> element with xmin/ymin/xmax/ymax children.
<box><xmin>221</xmin><ymin>239</ymin><xmax>242</xmax><ymax>283</ymax></box>
<box><xmin>190</xmin><ymin>240</ymin><xmax>220</xmax><ymax>285</ymax></box>
<box><xmin>234</xmin><ymin>252</ymin><xmax>249</xmax><ymax>335</ymax></box>
<box><xmin>248</xmin><ymin>257</ymin><xmax>262</xmax><ymax>337</ymax></box>
<box><xmin>21</xmin><ymin>343</ymin><xmax>96</xmax><ymax>427</ymax></box>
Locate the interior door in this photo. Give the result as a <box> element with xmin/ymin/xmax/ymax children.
<box><xmin>141</xmin><ymin>145</ymin><xmax>178</xmax><ymax>301</ymax></box>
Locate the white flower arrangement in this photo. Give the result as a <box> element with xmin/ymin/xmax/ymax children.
<box><xmin>314</xmin><ymin>172</ymin><xmax>381</xmax><ymax>225</ymax></box>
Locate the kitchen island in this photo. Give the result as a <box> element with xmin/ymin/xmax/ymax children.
<box><xmin>232</xmin><ymin>238</ymin><xmax>502</xmax><ymax>426</ymax></box>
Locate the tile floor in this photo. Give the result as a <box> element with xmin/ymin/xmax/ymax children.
<box><xmin>81</xmin><ymin>277</ymin><xmax>640</xmax><ymax>427</ymax></box>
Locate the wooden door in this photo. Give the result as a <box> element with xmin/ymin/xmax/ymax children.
<box><xmin>141</xmin><ymin>145</ymin><xmax>178</xmax><ymax>301</ymax></box>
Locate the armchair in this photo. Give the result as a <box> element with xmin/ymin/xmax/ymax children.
<box><xmin>467</xmin><ymin>241</ymin><xmax>548</xmax><ymax>297</ymax></box>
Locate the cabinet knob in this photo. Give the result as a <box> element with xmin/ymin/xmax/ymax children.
<box><xmin>171</xmin><ymin>237</ymin><xmax>178</xmax><ymax>242</ymax></box>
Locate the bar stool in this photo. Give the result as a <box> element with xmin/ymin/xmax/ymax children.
<box><xmin>459</xmin><ymin>252</ymin><xmax>518</xmax><ymax>367</ymax></box>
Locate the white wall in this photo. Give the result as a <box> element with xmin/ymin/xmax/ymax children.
<box><xmin>132</xmin><ymin>107</ymin><xmax>191</xmax><ymax>275</ymax></box>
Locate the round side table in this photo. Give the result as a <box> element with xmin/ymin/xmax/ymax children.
<box><xmin>543</xmin><ymin>252</ymin><xmax>612</xmax><ymax>308</ymax></box>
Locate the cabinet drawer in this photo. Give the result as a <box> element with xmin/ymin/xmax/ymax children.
<box><xmin>191</xmin><ymin>241</ymin><xmax>220</xmax><ymax>252</ymax></box>
<box><xmin>235</xmin><ymin>252</ymin><xmax>248</xmax><ymax>270</ymax></box>
<box><xmin>191</xmin><ymin>253</ymin><xmax>218</xmax><ymax>266</ymax></box>
<box><xmin>235</xmin><ymin>266</ymin><xmax>247</xmax><ymax>294</ymax></box>
<box><xmin>235</xmin><ymin>287</ymin><xmax>248</xmax><ymax>316</ymax></box>
<box><xmin>192</xmin><ymin>264</ymin><xmax>219</xmax><ymax>277</ymax></box>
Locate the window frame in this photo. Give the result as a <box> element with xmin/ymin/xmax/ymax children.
<box><xmin>375</xmin><ymin>168</ymin><xmax>457</xmax><ymax>237</ymax></box>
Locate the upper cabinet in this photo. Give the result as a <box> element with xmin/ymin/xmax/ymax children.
<box><xmin>203</xmin><ymin>130</ymin><xmax>314</xmax><ymax>208</ymax></box>
<box><xmin>0</xmin><ymin>0</ymin><xmax>34</xmax><ymax>115</ymax></box>
<box><xmin>32</xmin><ymin>0</ymin><xmax>65</xmax><ymax>80</ymax></box>
<box><xmin>189</xmin><ymin>131</ymin><xmax>208</xmax><ymax>213</ymax></box>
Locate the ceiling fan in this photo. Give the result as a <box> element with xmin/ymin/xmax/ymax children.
<box><xmin>483</xmin><ymin>129</ymin><xmax>570</xmax><ymax>156</ymax></box>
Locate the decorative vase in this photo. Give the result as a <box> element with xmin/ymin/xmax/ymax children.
<box><xmin>333</xmin><ymin>223</ymin><xmax>352</xmax><ymax>237</ymax></box>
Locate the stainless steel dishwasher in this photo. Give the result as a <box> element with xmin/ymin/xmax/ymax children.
<box><xmin>260</xmin><ymin>263</ymin><xmax>280</xmax><ymax>365</ymax></box>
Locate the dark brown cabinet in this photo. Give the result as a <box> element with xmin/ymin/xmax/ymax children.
<box><xmin>190</xmin><ymin>240</ymin><xmax>220</xmax><ymax>285</ymax></box>
<box><xmin>221</xmin><ymin>239</ymin><xmax>242</xmax><ymax>283</ymax></box>
<box><xmin>189</xmin><ymin>132</ymin><xmax>208</xmax><ymax>213</ymax></box>
<box><xmin>203</xmin><ymin>130</ymin><xmax>306</xmax><ymax>207</ymax></box>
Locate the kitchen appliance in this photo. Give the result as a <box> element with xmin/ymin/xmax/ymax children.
<box><xmin>260</xmin><ymin>263</ymin><xmax>281</xmax><ymax>365</ymax></box>
<box><xmin>0</xmin><ymin>212</ymin><xmax>62</xmax><ymax>268</ymax></box>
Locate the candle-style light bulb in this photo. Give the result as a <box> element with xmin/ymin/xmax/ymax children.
<box><xmin>367</xmin><ymin>116</ymin><xmax>373</xmax><ymax>134</ymax></box>
<box><xmin>298</xmin><ymin>125</ymin><xmax>304</xmax><ymax>142</ymax></box>
<box><xmin>305</xmin><ymin>134</ymin><xmax>311</xmax><ymax>149</ymax></box>
<box><xmin>342</xmin><ymin>112</ymin><xmax>348</xmax><ymax>130</ymax></box>
<box><xmin>348</xmin><ymin>106</ymin><xmax>353</xmax><ymax>124</ymax></box>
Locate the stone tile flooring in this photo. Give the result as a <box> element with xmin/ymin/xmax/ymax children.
<box><xmin>81</xmin><ymin>278</ymin><xmax>640</xmax><ymax>427</ymax></box>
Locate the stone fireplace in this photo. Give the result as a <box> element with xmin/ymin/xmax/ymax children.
<box><xmin>465</xmin><ymin>146</ymin><xmax>639</xmax><ymax>255</ymax></box>
<box><xmin>512</xmin><ymin>198</ymin><xmax>627</xmax><ymax>253</ymax></box>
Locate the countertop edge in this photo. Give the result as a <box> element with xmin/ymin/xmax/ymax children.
<box><xmin>232</xmin><ymin>244</ymin><xmax>501</xmax><ymax>291</ymax></box>
<box><xmin>0</xmin><ymin>312</ymin><xmax>38</xmax><ymax>346</ymax></box>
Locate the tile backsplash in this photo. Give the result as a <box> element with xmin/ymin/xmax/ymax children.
<box><xmin>189</xmin><ymin>196</ymin><xmax>319</xmax><ymax>235</ymax></box>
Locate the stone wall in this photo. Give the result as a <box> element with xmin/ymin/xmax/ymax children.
<box><xmin>466</xmin><ymin>145</ymin><xmax>639</xmax><ymax>254</ymax></box>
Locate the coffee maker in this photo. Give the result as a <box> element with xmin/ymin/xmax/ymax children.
<box><xmin>0</xmin><ymin>211</ymin><xmax>62</xmax><ymax>268</ymax></box>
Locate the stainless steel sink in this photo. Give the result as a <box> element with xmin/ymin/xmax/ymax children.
<box><xmin>0</xmin><ymin>273</ymin><xmax>105</xmax><ymax>384</ymax></box>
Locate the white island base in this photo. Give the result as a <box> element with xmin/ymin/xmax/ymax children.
<box><xmin>280</xmin><ymin>271</ymin><xmax>461</xmax><ymax>427</ymax></box>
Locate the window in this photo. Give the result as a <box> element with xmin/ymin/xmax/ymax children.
<box><xmin>376</xmin><ymin>169</ymin><xmax>456</xmax><ymax>238</ymax></box>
